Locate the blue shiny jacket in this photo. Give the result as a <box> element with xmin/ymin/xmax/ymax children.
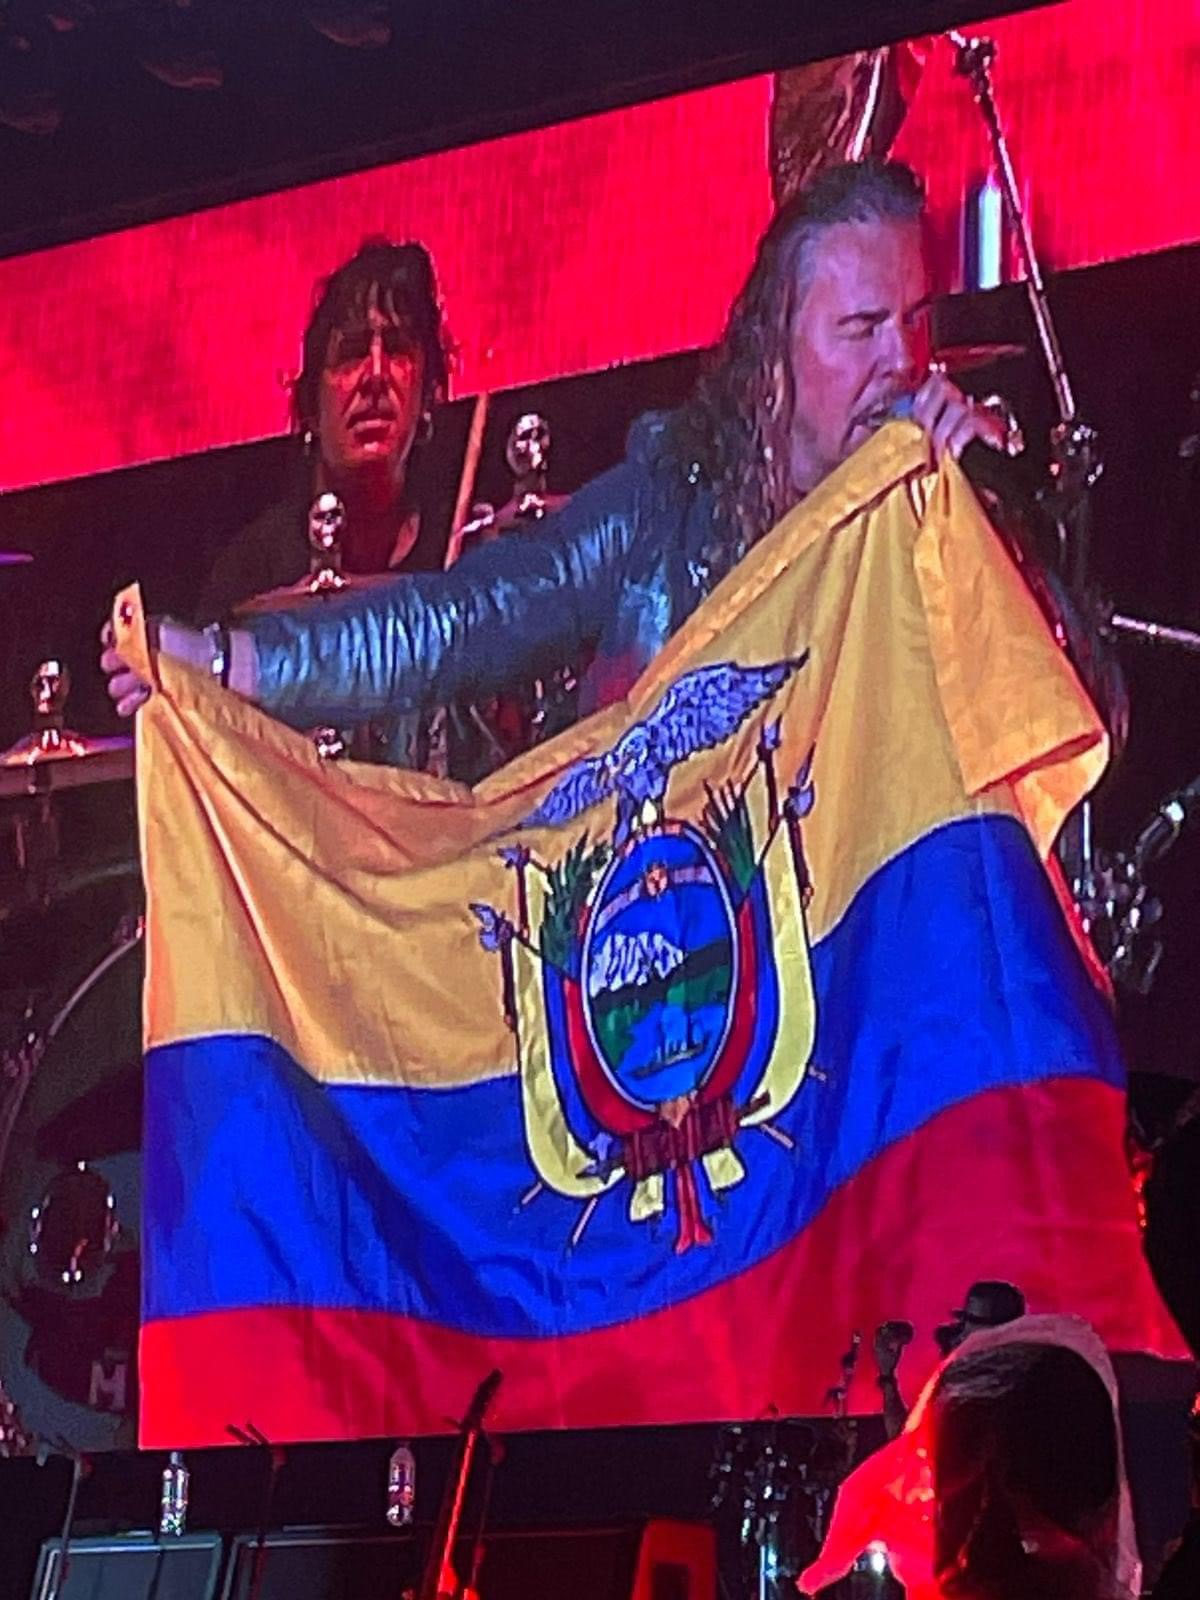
<box><xmin>245</xmin><ymin>412</ymin><xmax>1123</xmax><ymax>755</ymax></box>
<box><xmin>247</xmin><ymin>415</ymin><xmax>746</xmax><ymax>733</ymax></box>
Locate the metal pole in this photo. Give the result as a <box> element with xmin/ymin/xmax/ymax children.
<box><xmin>948</xmin><ymin>29</ymin><xmax>1103</xmax><ymax>889</ymax></box>
<box><xmin>948</xmin><ymin>32</ymin><xmax>1075</xmax><ymax>427</ymax></box>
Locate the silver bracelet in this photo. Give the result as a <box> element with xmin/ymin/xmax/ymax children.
<box><xmin>203</xmin><ymin>622</ymin><xmax>230</xmax><ymax>688</ymax></box>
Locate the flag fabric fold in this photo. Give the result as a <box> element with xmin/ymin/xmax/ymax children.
<box><xmin>121</xmin><ymin>421</ymin><xmax>1184</xmax><ymax>1448</ymax></box>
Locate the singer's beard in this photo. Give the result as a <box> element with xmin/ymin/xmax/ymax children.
<box><xmin>786</xmin><ymin>414</ymin><xmax>841</xmax><ymax>501</ymax></box>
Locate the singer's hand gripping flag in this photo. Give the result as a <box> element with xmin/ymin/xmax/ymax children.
<box><xmin>123</xmin><ymin>422</ymin><xmax>1184</xmax><ymax>1447</ymax></box>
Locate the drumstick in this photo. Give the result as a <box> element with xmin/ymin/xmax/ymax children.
<box><xmin>445</xmin><ymin>390</ymin><xmax>490</xmax><ymax>569</ymax></box>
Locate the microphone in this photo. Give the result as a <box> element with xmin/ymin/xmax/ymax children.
<box><xmin>889</xmin><ymin>393</ymin><xmax>1043</xmax><ymax>510</ymax></box>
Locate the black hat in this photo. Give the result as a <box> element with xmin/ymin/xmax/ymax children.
<box><xmin>952</xmin><ymin>1280</ymin><xmax>1027</xmax><ymax>1327</ymax></box>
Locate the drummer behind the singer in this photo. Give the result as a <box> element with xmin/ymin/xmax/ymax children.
<box><xmin>196</xmin><ymin>239</ymin><xmax>454</xmax><ymax>770</ymax></box>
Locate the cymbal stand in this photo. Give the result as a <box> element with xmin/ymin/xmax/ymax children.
<box><xmin>1074</xmin><ymin>768</ymin><xmax>1200</xmax><ymax>996</ymax></box>
<box><xmin>1106</xmin><ymin>612</ymin><xmax>1200</xmax><ymax>654</ymax></box>
<box><xmin>1081</xmin><ymin>377</ymin><xmax>1200</xmax><ymax>988</ymax></box>
<box><xmin>953</xmin><ymin>31</ymin><xmax>1200</xmax><ymax>976</ymax></box>
<box><xmin>1102</xmin><ymin>368</ymin><xmax>1200</xmax><ymax>657</ymax></box>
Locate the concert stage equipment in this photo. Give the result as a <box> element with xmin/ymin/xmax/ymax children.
<box><xmin>24</xmin><ymin>1522</ymin><xmax>712</xmax><ymax>1600</ymax></box>
<box><xmin>221</xmin><ymin>1521</ymin><xmax>714</xmax><ymax>1600</ymax></box>
<box><xmin>30</xmin><ymin>1533</ymin><xmax>222</xmax><ymax>1600</ymax></box>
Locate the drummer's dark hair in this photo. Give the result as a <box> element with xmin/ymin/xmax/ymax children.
<box><xmin>664</xmin><ymin>159</ymin><xmax>925</xmax><ymax>549</ymax></box>
<box><xmin>292</xmin><ymin>238</ymin><xmax>452</xmax><ymax>435</ymax></box>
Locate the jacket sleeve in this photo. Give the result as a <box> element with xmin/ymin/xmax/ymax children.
<box><xmin>238</xmin><ymin>463</ymin><xmax>638</xmax><ymax>731</ymax></box>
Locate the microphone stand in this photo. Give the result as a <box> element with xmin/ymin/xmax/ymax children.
<box><xmin>417</xmin><ymin>1371</ymin><xmax>502</xmax><ymax>1600</ymax></box>
<box><xmin>46</xmin><ymin>1447</ymin><xmax>90</xmax><ymax>1600</ymax></box>
<box><xmin>227</xmin><ymin>1422</ymin><xmax>285</xmax><ymax>1600</ymax></box>
<box><xmin>814</xmin><ymin>1334</ymin><xmax>861</xmax><ymax>1551</ymax></box>
<box><xmin>949</xmin><ymin>32</ymin><xmax>1108</xmax><ymax>894</ymax></box>
<box><xmin>951</xmin><ymin>34</ymin><xmax>1200</xmax><ymax>949</ymax></box>
<box><xmin>824</xmin><ymin>1335</ymin><xmax>858</xmax><ymax>1421</ymax></box>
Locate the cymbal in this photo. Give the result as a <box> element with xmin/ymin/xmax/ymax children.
<box><xmin>0</xmin><ymin>731</ymin><xmax>133</xmax><ymax>799</ymax></box>
<box><xmin>489</xmin><ymin>493</ymin><xmax>570</xmax><ymax>534</ymax></box>
<box><xmin>0</xmin><ymin>551</ymin><xmax>32</xmax><ymax>567</ymax></box>
<box><xmin>455</xmin><ymin>493</ymin><xmax>571</xmax><ymax>550</ymax></box>
<box><xmin>932</xmin><ymin>342</ymin><xmax>1027</xmax><ymax>375</ymax></box>
<box><xmin>233</xmin><ymin>570</ymin><xmax>394</xmax><ymax>615</ymax></box>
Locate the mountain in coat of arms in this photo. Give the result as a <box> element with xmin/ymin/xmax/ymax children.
<box><xmin>472</xmin><ymin>658</ymin><xmax>818</xmax><ymax>1254</ymax></box>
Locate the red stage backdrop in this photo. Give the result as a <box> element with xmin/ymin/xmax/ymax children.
<box><xmin>0</xmin><ymin>0</ymin><xmax>1197</xmax><ymax>492</ymax></box>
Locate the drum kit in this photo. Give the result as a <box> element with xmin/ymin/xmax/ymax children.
<box><xmin>708</xmin><ymin>1338</ymin><xmax>902</xmax><ymax>1599</ymax></box>
<box><xmin>0</xmin><ymin>642</ymin><xmax>141</xmax><ymax>1455</ymax></box>
<box><xmin>0</xmin><ymin>411</ymin><xmax>586</xmax><ymax>1455</ymax></box>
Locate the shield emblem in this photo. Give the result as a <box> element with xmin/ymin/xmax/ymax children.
<box><xmin>581</xmin><ymin>825</ymin><xmax>738</xmax><ymax>1113</ymax></box>
<box><xmin>471</xmin><ymin>658</ymin><xmax>818</xmax><ymax>1252</ymax></box>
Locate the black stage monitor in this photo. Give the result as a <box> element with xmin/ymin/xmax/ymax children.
<box><xmin>31</xmin><ymin>1533</ymin><xmax>223</xmax><ymax>1600</ymax></box>
<box><xmin>221</xmin><ymin>1521</ymin><xmax>715</xmax><ymax>1600</ymax></box>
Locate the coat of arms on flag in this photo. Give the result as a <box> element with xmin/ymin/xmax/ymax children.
<box><xmin>471</xmin><ymin>659</ymin><xmax>818</xmax><ymax>1254</ymax></box>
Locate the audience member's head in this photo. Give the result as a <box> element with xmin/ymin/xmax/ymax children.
<box><xmin>797</xmin><ymin>1315</ymin><xmax>1139</xmax><ymax>1600</ymax></box>
<box><xmin>931</xmin><ymin>1339</ymin><xmax>1124</xmax><ymax>1600</ymax></box>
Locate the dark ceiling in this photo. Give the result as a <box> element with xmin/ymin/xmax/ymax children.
<box><xmin>0</xmin><ymin>0</ymin><xmax>1052</xmax><ymax>257</ymax></box>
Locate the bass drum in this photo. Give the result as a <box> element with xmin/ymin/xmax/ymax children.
<box><xmin>0</xmin><ymin>861</ymin><xmax>143</xmax><ymax>1453</ymax></box>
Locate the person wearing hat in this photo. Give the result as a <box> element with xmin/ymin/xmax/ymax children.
<box><xmin>935</xmin><ymin>1281</ymin><xmax>1027</xmax><ymax>1359</ymax></box>
<box><xmin>875</xmin><ymin>1283</ymin><xmax>1028</xmax><ymax>1440</ymax></box>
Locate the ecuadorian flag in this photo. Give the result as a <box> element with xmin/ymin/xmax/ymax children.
<box><xmin>120</xmin><ymin>421</ymin><xmax>1184</xmax><ymax>1447</ymax></box>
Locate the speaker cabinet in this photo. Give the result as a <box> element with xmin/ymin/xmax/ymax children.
<box><xmin>221</xmin><ymin>1520</ymin><xmax>715</xmax><ymax>1600</ymax></box>
<box><xmin>32</xmin><ymin>1533</ymin><xmax>223</xmax><ymax>1600</ymax></box>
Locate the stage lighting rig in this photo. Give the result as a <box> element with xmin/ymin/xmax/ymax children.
<box><xmin>302</xmin><ymin>1</ymin><xmax>391</xmax><ymax>49</ymax></box>
<box><xmin>43</xmin><ymin>0</ymin><xmax>95</xmax><ymax>31</ymax></box>
<box><xmin>0</xmin><ymin>14</ymin><xmax>61</xmax><ymax>134</ymax></box>
<box><xmin>134</xmin><ymin>0</ymin><xmax>222</xmax><ymax>90</ymax></box>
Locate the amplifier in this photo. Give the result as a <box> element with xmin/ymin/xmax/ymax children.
<box><xmin>32</xmin><ymin>1533</ymin><xmax>223</xmax><ymax>1600</ymax></box>
<box><xmin>221</xmin><ymin>1519</ymin><xmax>715</xmax><ymax>1600</ymax></box>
